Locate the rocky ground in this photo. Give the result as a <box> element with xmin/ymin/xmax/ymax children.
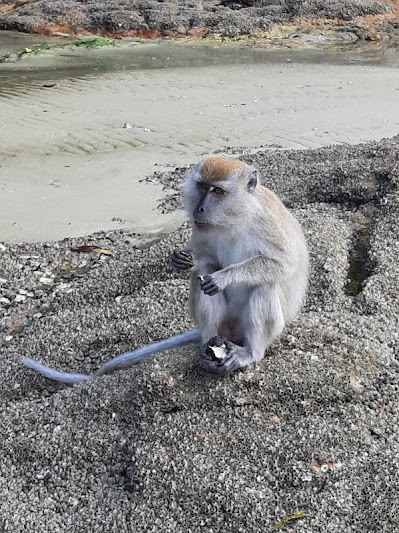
<box><xmin>0</xmin><ymin>136</ymin><xmax>398</xmax><ymax>532</ymax></box>
<box><xmin>0</xmin><ymin>0</ymin><xmax>398</xmax><ymax>43</ymax></box>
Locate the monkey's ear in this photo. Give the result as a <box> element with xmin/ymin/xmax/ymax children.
<box><xmin>247</xmin><ymin>170</ymin><xmax>257</xmax><ymax>193</ymax></box>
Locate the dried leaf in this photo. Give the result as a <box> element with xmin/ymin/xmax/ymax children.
<box><xmin>273</xmin><ymin>511</ymin><xmax>306</xmax><ymax>530</ymax></box>
<box><xmin>71</xmin><ymin>246</ymin><xmax>113</xmax><ymax>256</ymax></box>
<box><xmin>327</xmin><ymin>461</ymin><xmax>343</xmax><ymax>470</ymax></box>
<box><xmin>96</xmin><ymin>248</ymin><xmax>113</xmax><ymax>256</ymax></box>
<box><xmin>310</xmin><ymin>461</ymin><xmax>321</xmax><ymax>472</ymax></box>
<box><xmin>71</xmin><ymin>245</ymin><xmax>98</xmax><ymax>253</ymax></box>
<box><xmin>311</xmin><ymin>460</ymin><xmax>342</xmax><ymax>473</ymax></box>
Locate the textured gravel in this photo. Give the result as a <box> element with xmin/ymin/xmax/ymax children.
<box><xmin>0</xmin><ymin>136</ymin><xmax>398</xmax><ymax>532</ymax></box>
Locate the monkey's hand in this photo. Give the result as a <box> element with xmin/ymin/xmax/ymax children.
<box><xmin>200</xmin><ymin>336</ymin><xmax>250</xmax><ymax>375</ymax></box>
<box><xmin>172</xmin><ymin>250</ymin><xmax>194</xmax><ymax>271</ymax></box>
<box><xmin>198</xmin><ymin>273</ymin><xmax>225</xmax><ymax>296</ymax></box>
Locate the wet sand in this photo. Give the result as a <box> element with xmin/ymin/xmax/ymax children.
<box><xmin>1</xmin><ymin>38</ymin><xmax>399</xmax><ymax>243</ymax></box>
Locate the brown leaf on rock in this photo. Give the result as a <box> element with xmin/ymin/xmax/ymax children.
<box><xmin>71</xmin><ymin>245</ymin><xmax>98</xmax><ymax>253</ymax></box>
<box><xmin>310</xmin><ymin>461</ymin><xmax>321</xmax><ymax>472</ymax></box>
<box><xmin>71</xmin><ymin>245</ymin><xmax>112</xmax><ymax>255</ymax></box>
<box><xmin>311</xmin><ymin>459</ymin><xmax>343</xmax><ymax>473</ymax></box>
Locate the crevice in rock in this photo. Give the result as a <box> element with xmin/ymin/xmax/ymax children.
<box><xmin>120</xmin><ymin>465</ymin><xmax>136</xmax><ymax>494</ymax></box>
<box><xmin>345</xmin><ymin>218</ymin><xmax>375</xmax><ymax>296</ymax></box>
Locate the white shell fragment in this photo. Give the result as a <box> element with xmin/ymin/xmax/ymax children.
<box><xmin>39</xmin><ymin>276</ymin><xmax>54</xmax><ymax>287</ymax></box>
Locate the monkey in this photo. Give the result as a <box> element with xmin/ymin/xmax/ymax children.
<box><xmin>22</xmin><ymin>155</ymin><xmax>308</xmax><ymax>383</ymax></box>
<box><xmin>172</xmin><ymin>155</ymin><xmax>309</xmax><ymax>375</ymax></box>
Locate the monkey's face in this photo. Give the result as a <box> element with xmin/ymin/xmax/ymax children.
<box><xmin>184</xmin><ymin>158</ymin><xmax>258</xmax><ymax>231</ymax></box>
<box><xmin>191</xmin><ymin>180</ymin><xmax>228</xmax><ymax>230</ymax></box>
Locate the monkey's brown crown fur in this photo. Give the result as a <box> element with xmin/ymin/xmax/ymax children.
<box><xmin>201</xmin><ymin>156</ymin><xmax>250</xmax><ymax>182</ymax></box>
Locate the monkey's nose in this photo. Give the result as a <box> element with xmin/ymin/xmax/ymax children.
<box><xmin>199</xmin><ymin>206</ymin><xmax>204</xmax><ymax>213</ymax></box>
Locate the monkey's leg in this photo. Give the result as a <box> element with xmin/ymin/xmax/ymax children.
<box><xmin>201</xmin><ymin>285</ymin><xmax>284</xmax><ymax>375</ymax></box>
<box><xmin>243</xmin><ymin>284</ymin><xmax>285</xmax><ymax>360</ymax></box>
<box><xmin>190</xmin><ymin>268</ymin><xmax>228</xmax><ymax>344</ymax></box>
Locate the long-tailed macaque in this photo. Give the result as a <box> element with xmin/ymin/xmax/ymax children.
<box><xmin>23</xmin><ymin>156</ymin><xmax>308</xmax><ymax>383</ymax></box>
<box><xmin>173</xmin><ymin>155</ymin><xmax>309</xmax><ymax>374</ymax></box>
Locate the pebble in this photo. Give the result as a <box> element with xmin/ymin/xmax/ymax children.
<box><xmin>39</xmin><ymin>277</ymin><xmax>54</xmax><ymax>287</ymax></box>
<box><xmin>15</xmin><ymin>294</ymin><xmax>26</xmax><ymax>303</ymax></box>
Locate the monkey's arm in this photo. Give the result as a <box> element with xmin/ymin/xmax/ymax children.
<box><xmin>199</xmin><ymin>254</ymin><xmax>287</xmax><ymax>295</ymax></box>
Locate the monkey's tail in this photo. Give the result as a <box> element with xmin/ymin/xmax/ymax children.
<box><xmin>22</xmin><ymin>358</ymin><xmax>92</xmax><ymax>384</ymax></box>
<box><xmin>94</xmin><ymin>329</ymin><xmax>201</xmax><ymax>378</ymax></box>
<box><xmin>22</xmin><ymin>330</ymin><xmax>201</xmax><ymax>385</ymax></box>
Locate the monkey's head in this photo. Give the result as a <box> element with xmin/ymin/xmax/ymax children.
<box><xmin>184</xmin><ymin>156</ymin><xmax>258</xmax><ymax>231</ymax></box>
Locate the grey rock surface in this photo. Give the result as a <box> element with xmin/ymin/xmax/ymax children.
<box><xmin>0</xmin><ymin>137</ymin><xmax>398</xmax><ymax>532</ymax></box>
<box><xmin>0</xmin><ymin>0</ymin><xmax>390</xmax><ymax>36</ymax></box>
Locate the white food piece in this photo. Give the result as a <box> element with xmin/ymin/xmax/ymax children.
<box><xmin>210</xmin><ymin>344</ymin><xmax>227</xmax><ymax>361</ymax></box>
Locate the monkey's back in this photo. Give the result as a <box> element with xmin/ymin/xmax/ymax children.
<box><xmin>257</xmin><ymin>186</ymin><xmax>309</xmax><ymax>321</ymax></box>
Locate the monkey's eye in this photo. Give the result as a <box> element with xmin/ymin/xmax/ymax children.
<box><xmin>213</xmin><ymin>187</ymin><xmax>224</xmax><ymax>196</ymax></box>
<box><xmin>198</xmin><ymin>182</ymin><xmax>208</xmax><ymax>192</ymax></box>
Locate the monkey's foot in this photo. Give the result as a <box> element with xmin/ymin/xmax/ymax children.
<box><xmin>200</xmin><ymin>336</ymin><xmax>250</xmax><ymax>376</ymax></box>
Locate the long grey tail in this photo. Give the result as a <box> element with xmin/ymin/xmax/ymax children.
<box><xmin>22</xmin><ymin>329</ymin><xmax>201</xmax><ymax>385</ymax></box>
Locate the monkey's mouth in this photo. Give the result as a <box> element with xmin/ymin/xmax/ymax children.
<box><xmin>194</xmin><ymin>221</ymin><xmax>212</xmax><ymax>230</ymax></box>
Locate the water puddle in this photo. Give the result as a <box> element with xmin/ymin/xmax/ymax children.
<box><xmin>1</xmin><ymin>31</ymin><xmax>399</xmax><ymax>95</ymax></box>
